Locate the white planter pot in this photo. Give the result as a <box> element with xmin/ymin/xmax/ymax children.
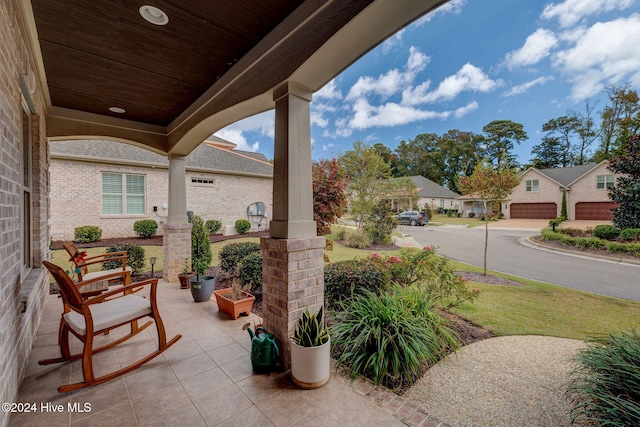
<box><xmin>290</xmin><ymin>337</ymin><xmax>330</xmax><ymax>389</ymax></box>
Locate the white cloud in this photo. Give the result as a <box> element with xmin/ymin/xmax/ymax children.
<box><xmin>349</xmin><ymin>98</ymin><xmax>449</xmax><ymax>130</ymax></box>
<box><xmin>454</xmin><ymin>101</ymin><xmax>479</xmax><ymax>118</ymax></box>
<box><xmin>214</xmin><ymin>129</ymin><xmax>260</xmax><ymax>152</ymax></box>
<box><xmin>553</xmin><ymin>14</ymin><xmax>640</xmax><ymax>100</ymax></box>
<box><xmin>415</xmin><ymin>0</ymin><xmax>466</xmax><ymax>26</ymax></box>
<box><xmin>346</xmin><ymin>47</ymin><xmax>429</xmax><ymax>101</ymax></box>
<box><xmin>504</xmin><ymin>29</ymin><xmax>558</xmax><ymax>69</ymax></box>
<box><xmin>503</xmin><ymin>76</ymin><xmax>555</xmax><ymax>97</ymax></box>
<box><xmin>315</xmin><ymin>80</ymin><xmax>342</xmax><ymax>100</ymax></box>
<box><xmin>542</xmin><ymin>0</ymin><xmax>634</xmax><ymax>28</ymax></box>
<box><xmin>421</xmin><ymin>63</ymin><xmax>501</xmax><ymax>103</ymax></box>
<box><xmin>322</xmin><ymin>143</ymin><xmax>336</xmax><ymax>151</ymax></box>
<box><xmin>382</xmin><ymin>30</ymin><xmax>404</xmax><ymax>54</ymax></box>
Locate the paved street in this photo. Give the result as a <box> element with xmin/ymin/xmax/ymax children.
<box><xmin>401</xmin><ymin>224</ymin><xmax>640</xmax><ymax>302</ymax></box>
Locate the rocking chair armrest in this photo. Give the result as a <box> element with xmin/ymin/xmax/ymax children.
<box><xmin>80</xmin><ymin>251</ymin><xmax>127</xmax><ymax>261</ymax></box>
<box><xmin>83</xmin><ymin>278</ymin><xmax>158</xmax><ymax>306</ymax></box>
<box><xmin>76</xmin><ymin>254</ymin><xmax>128</xmax><ymax>270</ymax></box>
<box><xmin>74</xmin><ymin>270</ymin><xmax>132</xmax><ymax>291</ymax></box>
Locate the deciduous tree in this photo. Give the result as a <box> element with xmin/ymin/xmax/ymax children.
<box><xmin>312</xmin><ymin>158</ymin><xmax>347</xmax><ymax>235</ymax></box>
<box><xmin>457</xmin><ymin>160</ymin><xmax>520</xmax><ymax>275</ymax></box>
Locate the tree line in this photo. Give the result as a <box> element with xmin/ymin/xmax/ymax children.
<box><xmin>373</xmin><ymin>83</ymin><xmax>639</xmax><ymax>193</ymax></box>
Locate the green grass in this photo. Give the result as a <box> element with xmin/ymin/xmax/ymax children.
<box><xmin>52</xmin><ymin>237</ymin><xmax>640</xmax><ymax>342</ymax></box>
<box><xmin>448</xmin><ymin>261</ymin><xmax>640</xmax><ymax>341</ymax></box>
<box><xmin>429</xmin><ymin>213</ymin><xmax>487</xmax><ymax>228</ymax></box>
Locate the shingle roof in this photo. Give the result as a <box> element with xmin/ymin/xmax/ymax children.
<box><xmin>536</xmin><ymin>164</ymin><xmax>600</xmax><ymax>186</ymax></box>
<box><xmin>389</xmin><ymin>176</ymin><xmax>460</xmax><ymax>198</ymax></box>
<box><xmin>50</xmin><ymin>139</ymin><xmax>273</xmax><ymax>177</ymax></box>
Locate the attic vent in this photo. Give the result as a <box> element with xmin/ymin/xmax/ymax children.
<box><xmin>191</xmin><ymin>178</ymin><xmax>215</xmax><ymax>185</ymax></box>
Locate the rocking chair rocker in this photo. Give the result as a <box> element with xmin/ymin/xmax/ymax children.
<box><xmin>41</xmin><ymin>261</ymin><xmax>182</xmax><ymax>393</ymax></box>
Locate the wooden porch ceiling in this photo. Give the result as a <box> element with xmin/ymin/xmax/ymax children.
<box><xmin>24</xmin><ymin>0</ymin><xmax>447</xmax><ymax>154</ymax></box>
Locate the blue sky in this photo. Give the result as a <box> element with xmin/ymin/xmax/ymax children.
<box><xmin>215</xmin><ymin>0</ymin><xmax>640</xmax><ymax>165</ymax></box>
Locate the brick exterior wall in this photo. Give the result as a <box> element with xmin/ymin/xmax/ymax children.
<box><xmin>49</xmin><ymin>159</ymin><xmax>273</xmax><ymax>240</ymax></box>
<box><xmin>1</xmin><ymin>3</ymin><xmax>51</xmax><ymax>427</ymax></box>
<box><xmin>506</xmin><ymin>164</ymin><xmax>618</xmax><ymax>220</ymax></box>
<box><xmin>261</xmin><ymin>236</ymin><xmax>325</xmax><ymax>370</ymax></box>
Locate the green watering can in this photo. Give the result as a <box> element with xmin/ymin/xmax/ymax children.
<box><xmin>243</xmin><ymin>324</ymin><xmax>279</xmax><ymax>373</ymax></box>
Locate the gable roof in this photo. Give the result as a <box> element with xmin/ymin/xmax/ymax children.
<box><xmin>536</xmin><ymin>164</ymin><xmax>600</xmax><ymax>187</ymax></box>
<box><xmin>50</xmin><ymin>139</ymin><xmax>273</xmax><ymax>177</ymax></box>
<box><xmin>402</xmin><ymin>176</ymin><xmax>460</xmax><ymax>198</ymax></box>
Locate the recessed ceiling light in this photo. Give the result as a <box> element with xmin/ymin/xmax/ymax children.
<box><xmin>109</xmin><ymin>107</ymin><xmax>126</xmax><ymax>114</ymax></box>
<box><xmin>139</xmin><ymin>5</ymin><xmax>169</xmax><ymax>26</ymax></box>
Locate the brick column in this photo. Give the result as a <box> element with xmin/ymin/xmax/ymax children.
<box><xmin>261</xmin><ymin>236</ymin><xmax>325</xmax><ymax>369</ymax></box>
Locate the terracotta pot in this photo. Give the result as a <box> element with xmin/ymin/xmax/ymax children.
<box><xmin>213</xmin><ymin>288</ymin><xmax>255</xmax><ymax>319</ymax></box>
<box><xmin>290</xmin><ymin>337</ymin><xmax>331</xmax><ymax>389</ymax></box>
<box><xmin>178</xmin><ymin>272</ymin><xmax>195</xmax><ymax>289</ymax></box>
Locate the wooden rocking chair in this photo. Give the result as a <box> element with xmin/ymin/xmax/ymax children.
<box><xmin>41</xmin><ymin>261</ymin><xmax>181</xmax><ymax>393</ymax></box>
<box><xmin>63</xmin><ymin>241</ymin><xmax>132</xmax><ymax>285</ymax></box>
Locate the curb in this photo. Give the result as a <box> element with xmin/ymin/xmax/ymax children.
<box><xmin>522</xmin><ymin>236</ymin><xmax>640</xmax><ymax>266</ymax></box>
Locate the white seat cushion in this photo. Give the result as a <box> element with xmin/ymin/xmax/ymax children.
<box><xmin>83</xmin><ymin>266</ymin><xmax>132</xmax><ymax>282</ymax></box>
<box><xmin>65</xmin><ymin>294</ymin><xmax>151</xmax><ymax>335</ymax></box>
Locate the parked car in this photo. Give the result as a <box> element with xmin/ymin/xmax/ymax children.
<box><xmin>397</xmin><ymin>211</ymin><xmax>428</xmax><ymax>226</ymax></box>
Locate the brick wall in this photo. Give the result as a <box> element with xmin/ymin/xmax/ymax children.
<box><xmin>261</xmin><ymin>236</ymin><xmax>325</xmax><ymax>369</ymax></box>
<box><xmin>49</xmin><ymin>159</ymin><xmax>272</xmax><ymax>240</ymax></box>
<box><xmin>0</xmin><ymin>2</ymin><xmax>50</xmax><ymax>427</ymax></box>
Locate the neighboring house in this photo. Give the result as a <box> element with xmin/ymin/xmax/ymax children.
<box><xmin>504</xmin><ymin>161</ymin><xmax>619</xmax><ymax>220</ymax></box>
<box><xmin>458</xmin><ymin>193</ymin><xmax>490</xmax><ymax>217</ymax></box>
<box><xmin>387</xmin><ymin>175</ymin><xmax>461</xmax><ymax>213</ymax></box>
<box><xmin>50</xmin><ymin>137</ymin><xmax>274</xmax><ymax>240</ymax></box>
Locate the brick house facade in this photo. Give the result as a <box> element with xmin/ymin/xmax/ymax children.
<box><xmin>1</xmin><ymin>2</ymin><xmax>51</xmax><ymax>425</ymax></box>
<box><xmin>49</xmin><ymin>139</ymin><xmax>273</xmax><ymax>240</ymax></box>
<box><xmin>505</xmin><ymin>161</ymin><xmax>619</xmax><ymax>220</ymax></box>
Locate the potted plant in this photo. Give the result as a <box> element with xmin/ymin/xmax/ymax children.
<box><xmin>189</xmin><ymin>215</ymin><xmax>215</xmax><ymax>302</ymax></box>
<box><xmin>290</xmin><ymin>306</ymin><xmax>330</xmax><ymax>389</ymax></box>
<box><xmin>213</xmin><ymin>276</ymin><xmax>255</xmax><ymax>319</ymax></box>
<box><xmin>178</xmin><ymin>257</ymin><xmax>195</xmax><ymax>289</ymax></box>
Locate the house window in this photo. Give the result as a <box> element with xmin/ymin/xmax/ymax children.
<box><xmin>102</xmin><ymin>173</ymin><xmax>145</xmax><ymax>215</ymax></box>
<box><xmin>21</xmin><ymin>100</ymin><xmax>33</xmax><ymax>273</ymax></box>
<box><xmin>525</xmin><ymin>179</ymin><xmax>539</xmax><ymax>192</ymax></box>
<box><xmin>597</xmin><ymin>175</ymin><xmax>614</xmax><ymax>190</ymax></box>
<box><xmin>440</xmin><ymin>199</ymin><xmax>444</xmax><ymax>208</ymax></box>
<box><xmin>191</xmin><ymin>178</ymin><xmax>215</xmax><ymax>185</ymax></box>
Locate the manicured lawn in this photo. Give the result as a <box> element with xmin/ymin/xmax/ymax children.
<box><xmin>51</xmin><ymin>236</ymin><xmax>640</xmax><ymax>342</ymax></box>
<box><xmin>448</xmin><ymin>261</ymin><xmax>640</xmax><ymax>341</ymax></box>
<box><xmin>429</xmin><ymin>213</ymin><xmax>487</xmax><ymax>228</ymax></box>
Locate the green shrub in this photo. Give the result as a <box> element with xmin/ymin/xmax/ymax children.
<box><xmin>324</xmin><ymin>258</ymin><xmax>390</xmax><ymax>309</ymax></box>
<box><xmin>364</xmin><ymin>201</ymin><xmax>396</xmax><ymax>245</ymax></box>
<box><xmin>235</xmin><ymin>219</ymin><xmax>251</xmax><ymax>234</ymax></box>
<box><xmin>446</xmin><ymin>210</ymin><xmax>454</xmax><ymax>217</ymax></box>
<box><xmin>133</xmin><ymin>219</ymin><xmax>158</xmax><ymax>238</ymax></box>
<box><xmin>557</xmin><ymin>227</ymin><xmax>588</xmax><ymax>237</ymax></box>
<box><xmin>497</xmin><ymin>212</ymin><xmax>504</xmax><ymax>219</ymax></box>
<box><xmin>344</xmin><ymin>230</ymin><xmax>371</xmax><ymax>249</ymax></box>
<box><xmin>620</xmin><ymin>228</ymin><xmax>640</xmax><ymax>242</ymax></box>
<box><xmin>423</xmin><ymin>206</ymin><xmax>432</xmax><ymax>219</ymax></box>
<box><xmin>607</xmin><ymin>241</ymin><xmax>627</xmax><ymax>253</ymax></box>
<box><xmin>102</xmin><ymin>243</ymin><xmax>145</xmax><ymax>274</ymax></box>
<box><xmin>335</xmin><ymin>227</ymin><xmax>347</xmax><ymax>241</ymax></box>
<box><xmin>593</xmin><ymin>224</ymin><xmax>620</xmax><ymax>240</ymax></box>
<box><xmin>74</xmin><ymin>226</ymin><xmax>102</xmax><ymax>243</ymax></box>
<box><xmin>331</xmin><ymin>285</ymin><xmax>459</xmax><ymax>389</ymax></box>
<box><xmin>575</xmin><ymin>237</ymin><xmax>606</xmax><ymax>250</ymax></box>
<box><xmin>219</xmin><ymin>242</ymin><xmax>261</xmax><ymax>274</ymax></box>
<box><xmin>205</xmin><ymin>219</ymin><xmax>222</xmax><ymax>235</ymax></box>
<box><xmin>468</xmin><ymin>212</ymin><xmax>476</xmax><ymax>218</ymax></box>
<box><xmin>238</xmin><ymin>251</ymin><xmax>263</xmax><ymax>301</ymax></box>
<box><xmin>567</xmin><ymin>330</ymin><xmax>640</xmax><ymax>426</ymax></box>
<box><xmin>191</xmin><ymin>215</ymin><xmax>213</xmax><ymax>278</ymax></box>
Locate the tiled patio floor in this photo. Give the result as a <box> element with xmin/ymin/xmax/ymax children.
<box><xmin>8</xmin><ymin>280</ymin><xmax>442</xmax><ymax>427</ymax></box>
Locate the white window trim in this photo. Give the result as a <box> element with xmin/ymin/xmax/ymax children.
<box><xmin>102</xmin><ymin>172</ymin><xmax>146</xmax><ymax>215</ymax></box>
<box><xmin>596</xmin><ymin>174</ymin><xmax>614</xmax><ymax>190</ymax></box>
<box><xmin>525</xmin><ymin>179</ymin><xmax>539</xmax><ymax>192</ymax></box>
